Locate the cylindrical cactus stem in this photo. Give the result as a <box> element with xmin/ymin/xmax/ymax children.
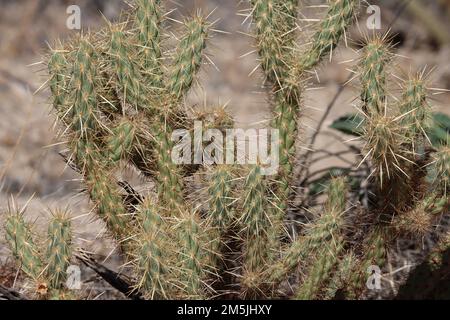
<box><xmin>241</xmin><ymin>166</ymin><xmax>273</xmax><ymax>270</ymax></box>
<box><xmin>363</xmin><ymin>113</ymin><xmax>409</xmax><ymax>212</ymax></box>
<box><xmin>105</xmin><ymin>117</ymin><xmax>138</xmax><ymax>164</ymax></box>
<box><xmin>297</xmin><ymin>0</ymin><xmax>357</xmax><ymax>72</ymax></box>
<box><xmin>70</xmin><ymin>38</ymin><xmax>99</xmax><ymax>137</ymax></box>
<box><xmin>87</xmin><ymin>170</ymin><xmax>130</xmax><ymax>238</ymax></box>
<box><xmin>347</xmin><ymin>227</ymin><xmax>387</xmax><ymax>298</ymax></box>
<box><xmin>268</xmin><ymin>177</ymin><xmax>347</xmax><ymax>285</ymax></box>
<box><xmin>5</xmin><ymin>213</ymin><xmax>43</xmax><ymax>280</ymax></box>
<box><xmin>135</xmin><ymin>0</ymin><xmax>163</xmax><ymax>87</ymax></box>
<box><xmin>324</xmin><ymin>251</ymin><xmax>357</xmax><ymax>299</ymax></box>
<box><xmin>45</xmin><ymin>211</ymin><xmax>72</xmax><ymax>290</ymax></box>
<box><xmin>240</xmin><ymin>165</ymin><xmax>277</xmax><ymax>297</ymax></box>
<box><xmin>295</xmin><ymin>240</ymin><xmax>344</xmax><ymax>300</ymax></box>
<box><xmin>207</xmin><ymin>165</ymin><xmax>235</xmax><ymax>230</ymax></box>
<box><xmin>153</xmin><ymin>123</ymin><xmax>184</xmax><ymax>212</ymax></box>
<box><xmin>176</xmin><ymin>211</ymin><xmax>206</xmax><ymax>298</ymax></box>
<box><xmin>206</xmin><ymin>165</ymin><xmax>235</xmax><ymax>264</ymax></box>
<box><xmin>67</xmin><ymin>38</ymin><xmax>104</xmax><ymax>174</ymax></box>
<box><xmin>325</xmin><ymin>176</ymin><xmax>347</xmax><ymax>213</ymax></box>
<box><xmin>394</xmin><ymin>73</ymin><xmax>433</xmax><ymax>207</ymax></box>
<box><xmin>48</xmin><ymin>47</ymin><xmax>69</xmax><ymax>115</ymax></box>
<box><xmin>399</xmin><ymin>73</ymin><xmax>433</xmax><ymax>160</ymax></box>
<box><xmin>109</xmin><ymin>27</ymin><xmax>148</xmax><ymax>111</ymax></box>
<box><xmin>137</xmin><ymin>198</ymin><xmax>171</xmax><ymax>299</ymax></box>
<box><xmin>251</xmin><ymin>0</ymin><xmax>300</xmax><ymax>83</ymax></box>
<box><xmin>359</xmin><ymin>36</ymin><xmax>392</xmax><ymax>116</ymax></box>
<box><xmin>251</xmin><ymin>0</ymin><xmax>288</xmax><ymax>83</ymax></box>
<box><xmin>169</xmin><ymin>14</ymin><xmax>209</xmax><ymax>100</ymax></box>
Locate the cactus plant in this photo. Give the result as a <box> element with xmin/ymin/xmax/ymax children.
<box><xmin>5</xmin><ymin>208</ymin><xmax>74</xmax><ymax>300</ymax></box>
<box><xmin>2</xmin><ymin>0</ymin><xmax>450</xmax><ymax>301</ymax></box>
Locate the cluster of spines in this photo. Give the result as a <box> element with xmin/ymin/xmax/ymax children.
<box><xmin>251</xmin><ymin>0</ymin><xmax>287</xmax><ymax>82</ymax></box>
<box><xmin>48</xmin><ymin>48</ymin><xmax>69</xmax><ymax>114</ymax></box>
<box><xmin>137</xmin><ymin>198</ymin><xmax>170</xmax><ymax>299</ymax></box>
<box><xmin>359</xmin><ymin>36</ymin><xmax>392</xmax><ymax>116</ymax></box>
<box><xmin>5</xmin><ymin>214</ymin><xmax>43</xmax><ymax>281</ymax></box>
<box><xmin>46</xmin><ymin>212</ymin><xmax>72</xmax><ymax>290</ymax></box>
<box><xmin>106</xmin><ymin>118</ymin><xmax>137</xmax><ymax>164</ymax></box>
<box><xmin>135</xmin><ymin>0</ymin><xmax>163</xmax><ymax>87</ymax></box>
<box><xmin>168</xmin><ymin>14</ymin><xmax>209</xmax><ymax>100</ymax></box>
<box><xmin>297</xmin><ymin>0</ymin><xmax>357</xmax><ymax>72</ymax></box>
<box><xmin>109</xmin><ymin>27</ymin><xmax>148</xmax><ymax>110</ymax></box>
<box><xmin>177</xmin><ymin>212</ymin><xmax>206</xmax><ymax>298</ymax></box>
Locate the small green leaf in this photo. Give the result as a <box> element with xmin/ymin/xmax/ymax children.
<box><xmin>330</xmin><ymin>114</ymin><xmax>365</xmax><ymax>136</ymax></box>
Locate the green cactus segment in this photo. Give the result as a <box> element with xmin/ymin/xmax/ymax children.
<box><xmin>169</xmin><ymin>15</ymin><xmax>209</xmax><ymax>100</ymax></box>
<box><xmin>67</xmin><ymin>39</ymin><xmax>103</xmax><ymax>174</ymax></box>
<box><xmin>48</xmin><ymin>49</ymin><xmax>69</xmax><ymax>113</ymax></box>
<box><xmin>399</xmin><ymin>75</ymin><xmax>432</xmax><ymax>143</ymax></box>
<box><xmin>327</xmin><ymin>177</ymin><xmax>347</xmax><ymax>212</ymax></box>
<box><xmin>138</xmin><ymin>198</ymin><xmax>170</xmax><ymax>299</ymax></box>
<box><xmin>363</xmin><ymin>113</ymin><xmax>413</xmax><ymax>212</ymax></box>
<box><xmin>360</xmin><ymin>38</ymin><xmax>391</xmax><ymax>116</ymax></box>
<box><xmin>178</xmin><ymin>213</ymin><xmax>205</xmax><ymax>298</ymax></box>
<box><xmin>5</xmin><ymin>214</ymin><xmax>43</xmax><ymax>280</ymax></box>
<box><xmin>106</xmin><ymin>119</ymin><xmax>137</xmax><ymax>164</ymax></box>
<box><xmin>295</xmin><ymin>241</ymin><xmax>344</xmax><ymax>300</ymax></box>
<box><xmin>348</xmin><ymin>228</ymin><xmax>387</xmax><ymax>297</ymax></box>
<box><xmin>364</xmin><ymin>114</ymin><xmax>405</xmax><ymax>187</ymax></box>
<box><xmin>325</xmin><ymin>252</ymin><xmax>357</xmax><ymax>299</ymax></box>
<box><xmin>46</xmin><ymin>213</ymin><xmax>72</xmax><ymax>289</ymax></box>
<box><xmin>110</xmin><ymin>28</ymin><xmax>147</xmax><ymax>110</ymax></box>
<box><xmin>298</xmin><ymin>0</ymin><xmax>357</xmax><ymax>71</ymax></box>
<box><xmin>251</xmin><ymin>0</ymin><xmax>300</xmax><ymax>83</ymax></box>
<box><xmin>269</xmin><ymin>178</ymin><xmax>346</xmax><ymax>284</ymax></box>
<box><xmin>208</xmin><ymin>166</ymin><xmax>234</xmax><ymax>230</ymax></box>
<box><xmin>251</xmin><ymin>0</ymin><xmax>287</xmax><ymax>82</ymax></box>
<box><xmin>135</xmin><ymin>0</ymin><xmax>163</xmax><ymax>87</ymax></box>
<box><xmin>153</xmin><ymin>124</ymin><xmax>184</xmax><ymax>211</ymax></box>
<box><xmin>271</xmin><ymin>91</ymin><xmax>300</xmax><ymax>213</ymax></box>
<box><xmin>205</xmin><ymin>165</ymin><xmax>236</xmax><ymax>272</ymax></box>
<box><xmin>70</xmin><ymin>39</ymin><xmax>99</xmax><ymax>137</ymax></box>
<box><xmin>87</xmin><ymin>171</ymin><xmax>128</xmax><ymax>237</ymax></box>
<box><xmin>241</xmin><ymin>166</ymin><xmax>273</xmax><ymax>273</ymax></box>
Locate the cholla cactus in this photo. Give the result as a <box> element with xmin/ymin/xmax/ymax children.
<box><xmin>3</xmin><ymin>0</ymin><xmax>450</xmax><ymax>301</ymax></box>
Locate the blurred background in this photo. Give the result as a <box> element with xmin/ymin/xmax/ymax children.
<box><xmin>0</xmin><ymin>0</ymin><xmax>449</xmax><ymax>288</ymax></box>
